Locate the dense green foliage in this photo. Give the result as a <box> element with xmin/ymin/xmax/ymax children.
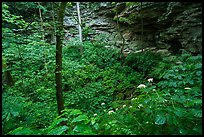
<box><xmin>124</xmin><ymin>51</ymin><xmax>162</xmax><ymax>75</ymax></box>
<box><xmin>2</xmin><ymin>2</ymin><xmax>202</xmax><ymax>135</ymax></box>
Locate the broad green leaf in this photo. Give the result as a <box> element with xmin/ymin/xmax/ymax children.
<box><xmin>70</xmin><ymin>109</ymin><xmax>82</xmax><ymax>116</ymax></box>
<box><xmin>93</xmin><ymin>123</ymin><xmax>99</xmax><ymax>130</ymax></box>
<box><xmin>46</xmin><ymin>118</ymin><xmax>68</xmax><ymax>131</ymax></box>
<box><xmin>195</xmin><ymin>63</ymin><xmax>202</xmax><ymax>69</ymax></box>
<box><xmin>155</xmin><ymin>114</ymin><xmax>166</xmax><ymax>125</ymax></box>
<box><xmin>7</xmin><ymin>127</ymin><xmax>35</xmax><ymax>135</ymax></box>
<box><xmin>192</xmin><ymin>109</ymin><xmax>202</xmax><ymax>118</ymax></box>
<box><xmin>48</xmin><ymin>125</ymin><xmax>68</xmax><ymax>135</ymax></box>
<box><xmin>73</xmin><ymin>124</ymin><xmax>92</xmax><ymax>133</ymax></box>
<box><xmin>11</xmin><ymin>111</ymin><xmax>19</xmax><ymax>117</ymax></box>
<box><xmin>71</xmin><ymin>115</ymin><xmax>89</xmax><ymax>123</ymax></box>
<box><xmin>194</xmin><ymin>111</ymin><xmax>202</xmax><ymax>118</ymax></box>
<box><xmin>2</xmin><ymin>112</ymin><xmax>11</xmax><ymax>122</ymax></box>
<box><xmin>196</xmin><ymin>71</ymin><xmax>201</xmax><ymax>76</ymax></box>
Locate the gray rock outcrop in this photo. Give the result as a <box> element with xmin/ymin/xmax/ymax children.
<box><xmin>64</xmin><ymin>2</ymin><xmax>202</xmax><ymax>55</ymax></box>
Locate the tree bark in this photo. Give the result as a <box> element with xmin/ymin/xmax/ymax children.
<box><xmin>55</xmin><ymin>2</ymin><xmax>67</xmax><ymax>116</ymax></box>
<box><xmin>115</xmin><ymin>11</ymin><xmax>126</xmax><ymax>58</ymax></box>
<box><xmin>140</xmin><ymin>2</ymin><xmax>144</xmax><ymax>52</ymax></box>
<box><xmin>76</xmin><ymin>2</ymin><xmax>83</xmax><ymax>56</ymax></box>
<box><xmin>38</xmin><ymin>2</ymin><xmax>45</xmax><ymax>41</ymax></box>
<box><xmin>51</xmin><ymin>2</ymin><xmax>57</xmax><ymax>44</ymax></box>
<box><xmin>2</xmin><ymin>56</ymin><xmax>14</xmax><ymax>87</ymax></box>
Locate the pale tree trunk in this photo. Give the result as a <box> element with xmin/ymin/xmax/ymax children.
<box><xmin>38</xmin><ymin>2</ymin><xmax>48</xmax><ymax>71</ymax></box>
<box><xmin>76</xmin><ymin>2</ymin><xmax>83</xmax><ymax>55</ymax></box>
<box><xmin>38</xmin><ymin>2</ymin><xmax>45</xmax><ymax>41</ymax></box>
<box><xmin>55</xmin><ymin>2</ymin><xmax>67</xmax><ymax>117</ymax></box>
<box><xmin>51</xmin><ymin>2</ymin><xmax>56</xmax><ymax>44</ymax></box>
<box><xmin>140</xmin><ymin>2</ymin><xmax>144</xmax><ymax>52</ymax></box>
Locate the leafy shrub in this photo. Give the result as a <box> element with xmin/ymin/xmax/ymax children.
<box><xmin>2</xmin><ymin>90</ymin><xmax>31</xmax><ymax>134</ymax></box>
<box><xmin>81</xmin><ymin>41</ymin><xmax>119</xmax><ymax>69</ymax></box>
<box><xmin>124</xmin><ymin>51</ymin><xmax>162</xmax><ymax>74</ymax></box>
<box><xmin>63</xmin><ymin>44</ymin><xmax>81</xmax><ymax>61</ymax></box>
<box><xmin>88</xmin><ymin>53</ymin><xmax>202</xmax><ymax>135</ymax></box>
<box><xmin>157</xmin><ymin>53</ymin><xmax>202</xmax><ymax>91</ymax></box>
<box><xmin>2</xmin><ymin>85</ymin><xmax>58</xmax><ymax>134</ymax></box>
<box><xmin>82</xmin><ymin>26</ymin><xmax>94</xmax><ymax>41</ymax></box>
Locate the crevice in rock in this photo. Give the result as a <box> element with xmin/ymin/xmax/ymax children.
<box><xmin>167</xmin><ymin>39</ymin><xmax>182</xmax><ymax>54</ymax></box>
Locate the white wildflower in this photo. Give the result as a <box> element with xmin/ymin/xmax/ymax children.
<box><xmin>146</xmin><ymin>121</ymin><xmax>149</xmax><ymax>124</ymax></box>
<box><xmin>152</xmin><ymin>89</ymin><xmax>156</xmax><ymax>91</ymax></box>
<box><xmin>129</xmin><ymin>106</ymin><xmax>132</xmax><ymax>109</ymax></box>
<box><xmin>184</xmin><ymin>87</ymin><xmax>191</xmax><ymax>90</ymax></box>
<box><xmin>108</xmin><ymin>110</ymin><xmax>115</xmax><ymax>115</ymax></box>
<box><xmin>138</xmin><ymin>104</ymin><xmax>143</xmax><ymax>109</ymax></box>
<box><xmin>123</xmin><ymin>105</ymin><xmax>126</xmax><ymax>108</ymax></box>
<box><xmin>176</xmin><ymin>61</ymin><xmax>183</xmax><ymax>64</ymax></box>
<box><xmin>137</xmin><ymin>84</ymin><xmax>146</xmax><ymax>89</ymax></box>
<box><xmin>94</xmin><ymin>113</ymin><xmax>97</xmax><ymax>116</ymax></box>
<box><xmin>147</xmin><ymin>78</ymin><xmax>153</xmax><ymax>82</ymax></box>
<box><xmin>116</xmin><ymin>108</ymin><xmax>118</xmax><ymax>111</ymax></box>
<box><xmin>101</xmin><ymin>102</ymin><xmax>105</xmax><ymax>106</ymax></box>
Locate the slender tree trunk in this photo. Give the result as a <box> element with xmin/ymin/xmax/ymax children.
<box><xmin>55</xmin><ymin>2</ymin><xmax>67</xmax><ymax>116</ymax></box>
<box><xmin>38</xmin><ymin>2</ymin><xmax>47</xmax><ymax>71</ymax></box>
<box><xmin>76</xmin><ymin>2</ymin><xmax>83</xmax><ymax>56</ymax></box>
<box><xmin>140</xmin><ymin>2</ymin><xmax>144</xmax><ymax>52</ymax></box>
<box><xmin>38</xmin><ymin>2</ymin><xmax>45</xmax><ymax>41</ymax></box>
<box><xmin>115</xmin><ymin>11</ymin><xmax>125</xmax><ymax>58</ymax></box>
<box><xmin>51</xmin><ymin>2</ymin><xmax>57</xmax><ymax>44</ymax></box>
<box><xmin>2</xmin><ymin>56</ymin><xmax>14</xmax><ymax>87</ymax></box>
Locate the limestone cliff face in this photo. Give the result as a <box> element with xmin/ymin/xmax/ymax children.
<box><xmin>64</xmin><ymin>2</ymin><xmax>202</xmax><ymax>55</ymax></box>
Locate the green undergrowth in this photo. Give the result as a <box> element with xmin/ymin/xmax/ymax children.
<box><xmin>2</xmin><ymin>37</ymin><xmax>202</xmax><ymax>135</ymax></box>
<box><xmin>3</xmin><ymin>2</ymin><xmax>201</xmax><ymax>135</ymax></box>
